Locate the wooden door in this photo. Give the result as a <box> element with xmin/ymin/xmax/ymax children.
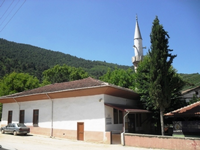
<box><xmin>77</xmin><ymin>122</ymin><xmax>84</xmax><ymax>141</ymax></box>
<box><xmin>8</xmin><ymin>111</ymin><xmax>12</xmax><ymax>124</ymax></box>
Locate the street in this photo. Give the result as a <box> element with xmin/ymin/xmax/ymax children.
<box><xmin>0</xmin><ymin>133</ymin><xmax>160</xmax><ymax>150</ymax></box>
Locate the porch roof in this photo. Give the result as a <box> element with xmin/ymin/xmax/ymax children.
<box><xmin>164</xmin><ymin>101</ymin><xmax>200</xmax><ymax>117</ymax></box>
<box><xmin>104</xmin><ymin>103</ymin><xmax>150</xmax><ymax>113</ymax></box>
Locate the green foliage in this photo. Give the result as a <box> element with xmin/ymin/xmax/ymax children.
<box><xmin>0</xmin><ymin>72</ymin><xmax>40</xmax><ymax>120</ymax></box>
<box><xmin>0</xmin><ymin>38</ymin><xmax>131</xmax><ymax>80</ymax></box>
<box><xmin>0</xmin><ymin>72</ymin><xmax>40</xmax><ymax>96</ymax></box>
<box><xmin>135</xmin><ymin>16</ymin><xmax>186</xmax><ymax>135</ymax></box>
<box><xmin>135</xmin><ymin>55</ymin><xmax>152</xmax><ymax>109</ymax></box>
<box><xmin>42</xmin><ymin>64</ymin><xmax>89</xmax><ymax>84</ymax></box>
<box><xmin>188</xmin><ymin>94</ymin><xmax>200</xmax><ymax>105</ymax></box>
<box><xmin>180</xmin><ymin>73</ymin><xmax>200</xmax><ymax>90</ymax></box>
<box><xmin>136</xmin><ymin>55</ymin><xmax>186</xmax><ymax>111</ymax></box>
<box><xmin>148</xmin><ymin>16</ymin><xmax>177</xmax><ymax>111</ymax></box>
<box><xmin>0</xmin><ymin>38</ymin><xmax>197</xmax><ymax>89</ymax></box>
<box><xmin>100</xmin><ymin>68</ymin><xmax>135</xmax><ymax>90</ymax></box>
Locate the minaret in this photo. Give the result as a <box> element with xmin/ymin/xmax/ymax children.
<box><xmin>132</xmin><ymin>15</ymin><xmax>145</xmax><ymax>72</ymax></box>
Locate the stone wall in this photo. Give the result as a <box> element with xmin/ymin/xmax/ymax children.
<box><xmin>124</xmin><ymin>133</ymin><xmax>200</xmax><ymax>150</ymax></box>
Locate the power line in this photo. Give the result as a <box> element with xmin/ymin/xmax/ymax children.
<box><xmin>0</xmin><ymin>0</ymin><xmax>21</xmax><ymax>26</ymax></box>
<box><xmin>0</xmin><ymin>0</ymin><xmax>14</xmax><ymax>19</ymax></box>
<box><xmin>0</xmin><ymin>0</ymin><xmax>26</xmax><ymax>32</ymax></box>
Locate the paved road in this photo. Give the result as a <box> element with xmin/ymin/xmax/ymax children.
<box><xmin>0</xmin><ymin>133</ymin><xmax>159</xmax><ymax>150</ymax></box>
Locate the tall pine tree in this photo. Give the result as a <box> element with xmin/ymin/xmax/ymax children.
<box><xmin>136</xmin><ymin>16</ymin><xmax>186</xmax><ymax>135</ymax></box>
<box><xmin>149</xmin><ymin>16</ymin><xmax>176</xmax><ymax>135</ymax></box>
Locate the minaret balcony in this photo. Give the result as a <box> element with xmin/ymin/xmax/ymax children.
<box><xmin>132</xmin><ymin>55</ymin><xmax>143</xmax><ymax>63</ymax></box>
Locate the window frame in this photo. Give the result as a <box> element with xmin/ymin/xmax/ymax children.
<box><xmin>113</xmin><ymin>108</ymin><xmax>123</xmax><ymax>124</ymax></box>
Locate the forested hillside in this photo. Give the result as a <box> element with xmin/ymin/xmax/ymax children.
<box><xmin>179</xmin><ymin>73</ymin><xmax>200</xmax><ymax>90</ymax></box>
<box><xmin>0</xmin><ymin>38</ymin><xmax>199</xmax><ymax>91</ymax></box>
<box><xmin>0</xmin><ymin>38</ymin><xmax>131</xmax><ymax>80</ymax></box>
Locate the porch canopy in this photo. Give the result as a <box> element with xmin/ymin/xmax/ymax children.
<box><xmin>105</xmin><ymin>103</ymin><xmax>150</xmax><ymax>113</ymax></box>
<box><xmin>164</xmin><ymin>101</ymin><xmax>200</xmax><ymax>117</ymax></box>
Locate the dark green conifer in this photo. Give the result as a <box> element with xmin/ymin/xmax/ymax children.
<box><xmin>148</xmin><ymin>16</ymin><xmax>177</xmax><ymax>135</ymax></box>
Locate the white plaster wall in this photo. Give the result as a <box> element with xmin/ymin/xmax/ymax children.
<box><xmin>1</xmin><ymin>94</ymin><xmax>138</xmax><ymax>133</ymax></box>
<box><xmin>1</xmin><ymin>100</ymin><xmax>52</xmax><ymax>127</ymax></box>
<box><xmin>20</xmin><ymin>100</ymin><xmax>52</xmax><ymax>128</ymax></box>
<box><xmin>1</xmin><ymin>94</ymin><xmax>105</xmax><ymax>132</ymax></box>
<box><xmin>1</xmin><ymin>103</ymin><xmax>19</xmax><ymax>125</ymax></box>
<box><xmin>53</xmin><ymin>94</ymin><xmax>105</xmax><ymax>132</ymax></box>
<box><xmin>104</xmin><ymin>95</ymin><xmax>138</xmax><ymax>133</ymax></box>
<box><xmin>104</xmin><ymin>105</ymin><xmax>123</xmax><ymax>133</ymax></box>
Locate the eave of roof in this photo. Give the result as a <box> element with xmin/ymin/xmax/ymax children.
<box><xmin>105</xmin><ymin>103</ymin><xmax>150</xmax><ymax>113</ymax></box>
<box><xmin>181</xmin><ymin>86</ymin><xmax>200</xmax><ymax>95</ymax></box>
<box><xmin>164</xmin><ymin>101</ymin><xmax>200</xmax><ymax>117</ymax></box>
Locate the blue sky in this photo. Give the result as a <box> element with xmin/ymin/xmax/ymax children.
<box><xmin>0</xmin><ymin>0</ymin><xmax>199</xmax><ymax>74</ymax></box>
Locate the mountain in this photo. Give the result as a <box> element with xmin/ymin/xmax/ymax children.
<box><xmin>0</xmin><ymin>38</ymin><xmax>131</xmax><ymax>81</ymax></box>
<box><xmin>179</xmin><ymin>73</ymin><xmax>200</xmax><ymax>91</ymax></box>
<box><xmin>0</xmin><ymin>38</ymin><xmax>199</xmax><ymax>91</ymax></box>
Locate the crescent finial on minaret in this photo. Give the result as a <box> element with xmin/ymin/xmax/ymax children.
<box><xmin>136</xmin><ymin>14</ymin><xmax>138</xmax><ymax>21</ymax></box>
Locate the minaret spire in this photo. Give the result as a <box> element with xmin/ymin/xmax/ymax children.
<box><xmin>132</xmin><ymin>15</ymin><xmax>145</xmax><ymax>72</ymax></box>
<box><xmin>134</xmin><ymin>15</ymin><xmax>142</xmax><ymax>40</ymax></box>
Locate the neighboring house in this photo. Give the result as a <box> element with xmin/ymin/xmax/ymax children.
<box><xmin>181</xmin><ymin>86</ymin><xmax>200</xmax><ymax>102</ymax></box>
<box><xmin>0</xmin><ymin>77</ymin><xmax>150</xmax><ymax>144</ymax></box>
<box><xmin>164</xmin><ymin>101</ymin><xmax>200</xmax><ymax>137</ymax></box>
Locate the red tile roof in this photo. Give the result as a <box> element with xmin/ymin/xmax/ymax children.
<box><xmin>0</xmin><ymin>77</ymin><xmax>136</xmax><ymax>99</ymax></box>
<box><xmin>164</xmin><ymin>101</ymin><xmax>200</xmax><ymax>116</ymax></box>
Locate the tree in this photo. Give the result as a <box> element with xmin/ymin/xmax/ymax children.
<box><xmin>136</xmin><ymin>55</ymin><xmax>186</xmax><ymax>133</ymax></box>
<box><xmin>188</xmin><ymin>95</ymin><xmax>200</xmax><ymax>105</ymax></box>
<box><xmin>0</xmin><ymin>72</ymin><xmax>40</xmax><ymax>96</ymax></box>
<box><xmin>42</xmin><ymin>64</ymin><xmax>89</xmax><ymax>85</ymax></box>
<box><xmin>135</xmin><ymin>55</ymin><xmax>152</xmax><ymax>109</ymax></box>
<box><xmin>0</xmin><ymin>72</ymin><xmax>40</xmax><ymax>120</ymax></box>
<box><xmin>100</xmin><ymin>68</ymin><xmax>135</xmax><ymax>90</ymax></box>
<box><xmin>136</xmin><ymin>16</ymin><xmax>186</xmax><ymax>135</ymax></box>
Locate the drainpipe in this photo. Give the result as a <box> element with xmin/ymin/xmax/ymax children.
<box><xmin>13</xmin><ymin>98</ymin><xmax>20</xmax><ymax>122</ymax></box>
<box><xmin>46</xmin><ymin>93</ymin><xmax>53</xmax><ymax>138</ymax></box>
<box><xmin>122</xmin><ymin>111</ymin><xmax>129</xmax><ymax>146</ymax></box>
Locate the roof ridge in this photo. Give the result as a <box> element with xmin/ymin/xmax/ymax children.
<box><xmin>45</xmin><ymin>77</ymin><xmax>94</xmax><ymax>85</ymax></box>
<box><xmin>88</xmin><ymin>77</ymin><xmax>109</xmax><ymax>85</ymax></box>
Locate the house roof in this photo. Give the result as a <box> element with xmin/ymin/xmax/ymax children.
<box><xmin>164</xmin><ymin>101</ymin><xmax>200</xmax><ymax>117</ymax></box>
<box><xmin>0</xmin><ymin>77</ymin><xmax>139</xmax><ymax>103</ymax></box>
<box><xmin>2</xmin><ymin>77</ymin><xmax>106</xmax><ymax>98</ymax></box>
<box><xmin>181</xmin><ymin>86</ymin><xmax>200</xmax><ymax>95</ymax></box>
